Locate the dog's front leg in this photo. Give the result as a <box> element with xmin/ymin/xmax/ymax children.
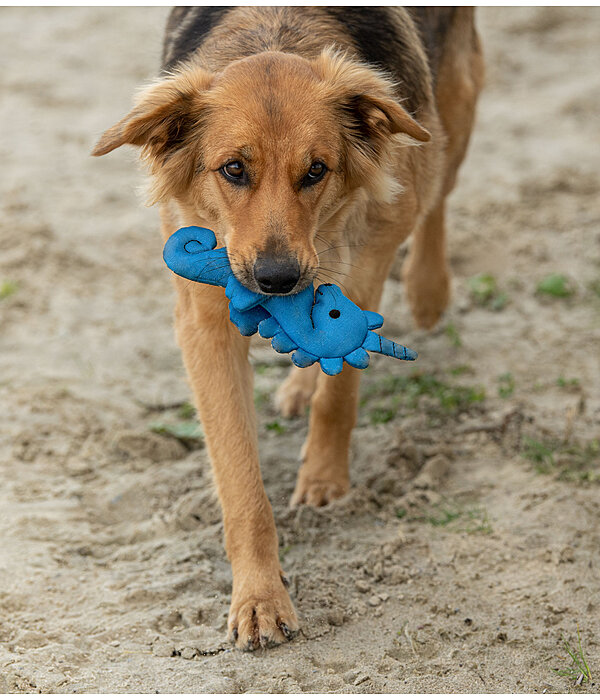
<box><xmin>175</xmin><ymin>282</ymin><xmax>298</xmax><ymax>650</ymax></box>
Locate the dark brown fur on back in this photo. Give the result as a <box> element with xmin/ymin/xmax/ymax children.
<box><xmin>162</xmin><ymin>6</ymin><xmax>439</xmax><ymax>115</ymax></box>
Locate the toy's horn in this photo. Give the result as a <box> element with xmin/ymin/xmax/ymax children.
<box><xmin>363</xmin><ymin>331</ymin><xmax>418</xmax><ymax>361</ymax></box>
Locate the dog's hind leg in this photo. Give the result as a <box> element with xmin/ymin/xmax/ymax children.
<box><xmin>403</xmin><ymin>200</ymin><xmax>451</xmax><ymax>330</ymax></box>
<box><xmin>404</xmin><ymin>9</ymin><xmax>484</xmax><ymax>330</ymax></box>
<box><xmin>275</xmin><ymin>364</ymin><xmax>319</xmax><ymax>418</ymax></box>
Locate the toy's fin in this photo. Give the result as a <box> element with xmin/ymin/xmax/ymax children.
<box><xmin>364</xmin><ymin>310</ymin><xmax>384</xmax><ymax>330</ymax></box>
<box><xmin>291</xmin><ymin>349</ymin><xmax>318</xmax><ymax>368</ymax></box>
<box><xmin>258</xmin><ymin>316</ymin><xmax>281</xmax><ymax>339</ymax></box>
<box><xmin>363</xmin><ymin>331</ymin><xmax>418</xmax><ymax>361</ymax></box>
<box><xmin>319</xmin><ymin>357</ymin><xmax>344</xmax><ymax>375</ymax></box>
<box><xmin>344</xmin><ymin>347</ymin><xmax>370</xmax><ymax>369</ymax></box>
<box><xmin>225</xmin><ymin>276</ymin><xmax>266</xmax><ymax>312</ymax></box>
<box><xmin>229</xmin><ymin>306</ymin><xmax>269</xmax><ymax>337</ymax></box>
<box><xmin>271</xmin><ymin>332</ymin><xmax>297</xmax><ymax>354</ymax></box>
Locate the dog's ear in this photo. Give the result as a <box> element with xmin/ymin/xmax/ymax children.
<box><xmin>92</xmin><ymin>67</ymin><xmax>214</xmax><ymax>159</ymax></box>
<box><xmin>92</xmin><ymin>67</ymin><xmax>214</xmax><ymax>202</ymax></box>
<box><xmin>311</xmin><ymin>48</ymin><xmax>430</xmax><ymax>162</ymax></box>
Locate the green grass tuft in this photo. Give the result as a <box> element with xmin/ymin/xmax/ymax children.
<box><xmin>427</xmin><ymin>508</ymin><xmax>461</xmax><ymax>527</ymax></box>
<box><xmin>522</xmin><ymin>436</ymin><xmax>600</xmax><ymax>482</ymax></box>
<box><xmin>554</xmin><ymin>626</ymin><xmax>592</xmax><ymax>685</ymax></box>
<box><xmin>149</xmin><ymin>420</ymin><xmax>204</xmax><ymax>446</ymax></box>
<box><xmin>497</xmin><ymin>372</ymin><xmax>515</xmax><ymax>399</ymax></box>
<box><xmin>265</xmin><ymin>420</ymin><xmax>286</xmax><ymax>435</ymax></box>
<box><xmin>361</xmin><ymin>371</ymin><xmax>485</xmax><ymax>425</ymax></box>
<box><xmin>0</xmin><ymin>280</ymin><xmax>18</xmax><ymax>300</ymax></box>
<box><xmin>445</xmin><ymin>322</ymin><xmax>462</xmax><ymax>348</ymax></box>
<box><xmin>468</xmin><ymin>273</ymin><xmax>508</xmax><ymax>310</ymax></box>
<box><xmin>556</xmin><ymin>376</ymin><xmax>580</xmax><ymax>389</ymax></box>
<box><xmin>404</xmin><ymin>501</ymin><xmax>493</xmax><ymax>534</ymax></box>
<box><xmin>177</xmin><ymin>401</ymin><xmax>196</xmax><ymax>420</ymax></box>
<box><xmin>537</xmin><ymin>273</ymin><xmax>574</xmax><ymax>298</ymax></box>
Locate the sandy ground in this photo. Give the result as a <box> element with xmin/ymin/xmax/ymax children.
<box><xmin>1</xmin><ymin>6</ymin><xmax>599</xmax><ymax>693</ymax></box>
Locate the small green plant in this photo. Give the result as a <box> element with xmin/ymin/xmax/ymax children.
<box><xmin>0</xmin><ymin>280</ymin><xmax>18</xmax><ymax>300</ymax></box>
<box><xmin>556</xmin><ymin>376</ymin><xmax>580</xmax><ymax>389</ymax></box>
<box><xmin>369</xmin><ymin>406</ymin><xmax>396</xmax><ymax>424</ymax></box>
<box><xmin>497</xmin><ymin>372</ymin><xmax>515</xmax><ymax>399</ymax></box>
<box><xmin>409</xmin><ymin>502</ymin><xmax>492</xmax><ymax>534</ymax></box>
<box><xmin>280</xmin><ymin>544</ymin><xmax>293</xmax><ymax>560</ymax></box>
<box><xmin>254</xmin><ymin>388</ymin><xmax>270</xmax><ymax>409</ymax></box>
<box><xmin>522</xmin><ymin>436</ymin><xmax>556</xmax><ymax>473</ymax></box>
<box><xmin>465</xmin><ymin>507</ymin><xmax>493</xmax><ymax>534</ymax></box>
<box><xmin>149</xmin><ymin>420</ymin><xmax>204</xmax><ymax>446</ymax></box>
<box><xmin>445</xmin><ymin>322</ymin><xmax>462</xmax><ymax>348</ymax></box>
<box><xmin>468</xmin><ymin>273</ymin><xmax>508</xmax><ymax>310</ymax></box>
<box><xmin>428</xmin><ymin>507</ymin><xmax>461</xmax><ymax>527</ymax></box>
<box><xmin>396</xmin><ymin>507</ymin><xmax>407</xmax><ymax>519</ymax></box>
<box><xmin>450</xmin><ymin>364</ymin><xmax>473</xmax><ymax>377</ymax></box>
<box><xmin>554</xmin><ymin>626</ymin><xmax>592</xmax><ymax>685</ymax></box>
<box><xmin>177</xmin><ymin>401</ymin><xmax>196</xmax><ymax>419</ymax></box>
<box><xmin>265</xmin><ymin>420</ymin><xmax>286</xmax><ymax>434</ymax></box>
<box><xmin>537</xmin><ymin>273</ymin><xmax>574</xmax><ymax>298</ymax></box>
<box><xmin>361</xmin><ymin>371</ymin><xmax>485</xmax><ymax>425</ymax></box>
<box><xmin>522</xmin><ymin>436</ymin><xmax>600</xmax><ymax>482</ymax></box>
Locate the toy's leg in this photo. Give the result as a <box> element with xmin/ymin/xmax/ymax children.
<box><xmin>404</xmin><ymin>12</ymin><xmax>484</xmax><ymax>329</ymax></box>
<box><xmin>174</xmin><ymin>280</ymin><xmax>298</xmax><ymax>650</ymax></box>
<box><xmin>275</xmin><ymin>365</ymin><xmax>319</xmax><ymax>418</ymax></box>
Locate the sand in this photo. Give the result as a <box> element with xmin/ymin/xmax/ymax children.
<box><xmin>0</xmin><ymin>6</ymin><xmax>599</xmax><ymax>693</ymax></box>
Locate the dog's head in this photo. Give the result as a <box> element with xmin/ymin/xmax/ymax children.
<box><xmin>93</xmin><ymin>48</ymin><xmax>430</xmax><ymax>294</ymax></box>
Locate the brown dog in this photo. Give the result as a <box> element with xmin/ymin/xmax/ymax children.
<box><xmin>93</xmin><ymin>7</ymin><xmax>483</xmax><ymax>651</ymax></box>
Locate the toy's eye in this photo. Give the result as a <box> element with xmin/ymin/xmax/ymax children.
<box><xmin>302</xmin><ymin>161</ymin><xmax>327</xmax><ymax>188</ymax></box>
<box><xmin>329</xmin><ymin>309</ymin><xmax>340</xmax><ymax>319</ymax></box>
<box><xmin>220</xmin><ymin>161</ymin><xmax>248</xmax><ymax>186</ymax></box>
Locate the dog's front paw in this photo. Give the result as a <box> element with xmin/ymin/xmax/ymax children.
<box><xmin>228</xmin><ymin>574</ymin><xmax>298</xmax><ymax>651</ymax></box>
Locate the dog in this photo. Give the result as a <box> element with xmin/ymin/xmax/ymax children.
<box><xmin>93</xmin><ymin>6</ymin><xmax>483</xmax><ymax>651</ymax></box>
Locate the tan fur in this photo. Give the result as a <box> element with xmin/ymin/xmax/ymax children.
<box><xmin>93</xmin><ymin>10</ymin><xmax>482</xmax><ymax>651</ymax></box>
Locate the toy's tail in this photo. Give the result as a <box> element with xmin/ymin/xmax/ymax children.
<box><xmin>163</xmin><ymin>226</ymin><xmax>231</xmax><ymax>288</ymax></box>
<box><xmin>363</xmin><ymin>331</ymin><xmax>418</xmax><ymax>361</ymax></box>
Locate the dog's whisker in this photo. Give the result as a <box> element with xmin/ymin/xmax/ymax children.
<box><xmin>318</xmin><ymin>266</ymin><xmax>352</xmax><ymax>280</ymax></box>
<box><xmin>317</xmin><ymin>258</ymin><xmax>365</xmax><ymax>272</ymax></box>
<box><xmin>317</xmin><ymin>270</ymin><xmax>351</xmax><ymax>296</ymax></box>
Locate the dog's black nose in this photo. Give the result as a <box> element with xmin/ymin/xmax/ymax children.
<box><xmin>253</xmin><ymin>257</ymin><xmax>300</xmax><ymax>294</ymax></box>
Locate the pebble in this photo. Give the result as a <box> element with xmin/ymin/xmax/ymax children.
<box><xmin>327</xmin><ymin>609</ymin><xmax>344</xmax><ymax>627</ymax></box>
<box><xmin>355</xmin><ymin>580</ymin><xmax>371</xmax><ymax>593</ymax></box>
<box><xmin>413</xmin><ymin>454</ymin><xmax>451</xmax><ymax>490</ymax></box>
<box><xmin>180</xmin><ymin>647</ymin><xmax>197</xmax><ymax>660</ymax></box>
<box><xmin>368</xmin><ymin>595</ymin><xmax>381</xmax><ymax>607</ymax></box>
<box><xmin>152</xmin><ymin>640</ymin><xmax>176</xmax><ymax>658</ymax></box>
<box><xmin>378</xmin><ymin>592</ymin><xmax>389</xmax><ymax>602</ymax></box>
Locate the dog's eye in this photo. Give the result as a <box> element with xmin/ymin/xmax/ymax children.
<box><xmin>302</xmin><ymin>161</ymin><xmax>327</xmax><ymax>188</ymax></box>
<box><xmin>220</xmin><ymin>161</ymin><xmax>248</xmax><ymax>185</ymax></box>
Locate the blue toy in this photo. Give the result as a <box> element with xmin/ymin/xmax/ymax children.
<box><xmin>163</xmin><ymin>226</ymin><xmax>417</xmax><ymax>376</ymax></box>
